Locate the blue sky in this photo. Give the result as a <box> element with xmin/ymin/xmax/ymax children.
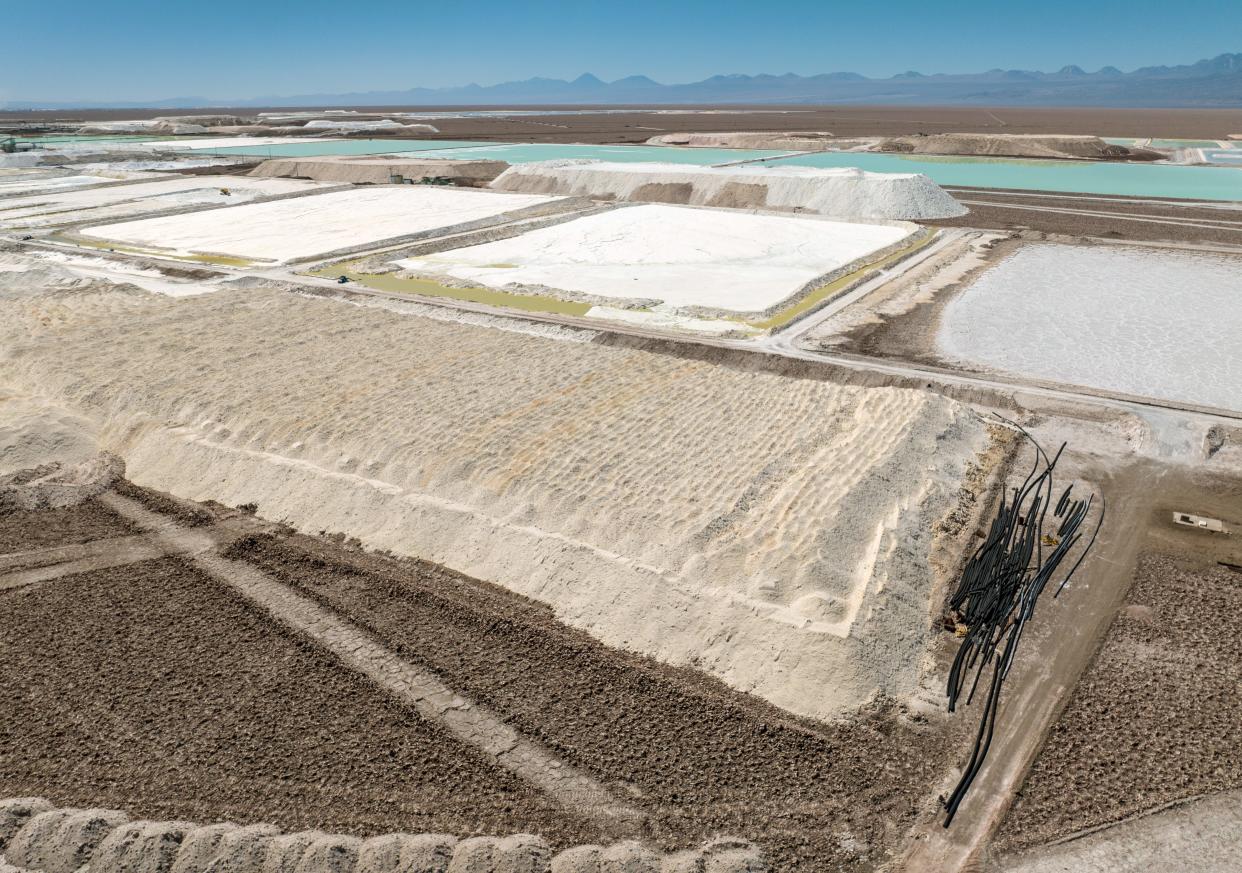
<box><xmin>6</xmin><ymin>0</ymin><xmax>1241</xmax><ymax>102</ymax></box>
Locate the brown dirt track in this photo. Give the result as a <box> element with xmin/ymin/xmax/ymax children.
<box><xmin>926</xmin><ymin>189</ymin><xmax>1242</xmax><ymax>245</ymax></box>
<box><xmin>5</xmin><ymin>106</ymin><xmax>1242</xmax><ymax>142</ymax></box>
<box><xmin>0</xmin><ymin>484</ymin><xmax>970</xmax><ymax>873</ymax></box>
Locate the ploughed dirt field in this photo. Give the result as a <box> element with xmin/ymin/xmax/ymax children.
<box><xmin>5</xmin><ymin>105</ymin><xmax>1242</xmax><ymax>142</ymax></box>
<box><xmin>993</xmin><ymin>473</ymin><xmax>1242</xmax><ymax>857</ymax></box>
<box><xmin>0</xmin><ymin>480</ymin><xmax>968</xmax><ymax>873</ymax></box>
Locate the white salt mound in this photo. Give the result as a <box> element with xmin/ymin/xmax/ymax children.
<box><xmin>491</xmin><ymin>159</ymin><xmax>967</xmax><ymax>220</ymax></box>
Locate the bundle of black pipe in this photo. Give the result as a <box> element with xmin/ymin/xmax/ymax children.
<box><xmin>941</xmin><ymin>416</ymin><xmax>1104</xmax><ymax>827</ymax></box>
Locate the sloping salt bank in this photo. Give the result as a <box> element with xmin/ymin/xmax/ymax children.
<box><xmin>0</xmin><ymin>283</ymin><xmax>992</xmax><ymax>721</ymax></box>
<box><xmin>491</xmin><ymin>160</ymin><xmax>966</xmax><ymax>220</ymax></box>
<box><xmin>939</xmin><ymin>243</ymin><xmax>1242</xmax><ymax>411</ymax></box>
<box><xmin>81</xmin><ymin>187</ymin><xmax>558</xmax><ymax>264</ymax></box>
<box><xmin>397</xmin><ymin>204</ymin><xmax>916</xmax><ymax>317</ymax></box>
<box><xmin>0</xmin><ymin>176</ymin><xmax>327</xmax><ymax>230</ymax></box>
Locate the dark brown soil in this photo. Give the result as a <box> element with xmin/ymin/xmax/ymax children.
<box><xmin>224</xmin><ymin>531</ymin><xmax>952</xmax><ymax>872</ymax></box>
<box><xmin>170</xmin><ymin>162</ymin><xmax>264</xmax><ymax>177</ymax></box>
<box><xmin>0</xmin><ymin>553</ymin><xmax>578</xmax><ymax>840</ymax></box>
<box><xmin>0</xmin><ymin>481</ymin><xmax>969</xmax><ymax>872</ymax></box>
<box><xmin>0</xmin><ymin>498</ymin><xmax>138</xmax><ymax>552</ymax></box>
<box><xmin>111</xmin><ymin>479</ymin><xmax>221</xmax><ymax>526</ymax></box>
<box><xmin>5</xmin><ymin>106</ymin><xmax>1241</xmax><ymax>142</ymax></box>
<box><xmin>996</xmin><ymin>542</ymin><xmax>1242</xmax><ymax>852</ymax></box>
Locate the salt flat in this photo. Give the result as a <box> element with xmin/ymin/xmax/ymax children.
<box><xmin>938</xmin><ymin>243</ymin><xmax>1242</xmax><ymax>410</ymax></box>
<box><xmin>83</xmin><ymin>186</ymin><xmax>558</xmax><ymax>263</ymax></box>
<box><xmin>399</xmin><ymin>204</ymin><xmax>915</xmax><ymax>316</ymax></box>
<box><xmin>0</xmin><ymin>175</ymin><xmax>327</xmax><ymax>229</ymax></box>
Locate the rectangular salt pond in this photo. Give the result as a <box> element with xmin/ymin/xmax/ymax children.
<box><xmin>759</xmin><ymin>151</ymin><xmax>1242</xmax><ymax>202</ymax></box>
<box><xmin>937</xmin><ymin>243</ymin><xmax>1242</xmax><ymax>410</ymax></box>
<box><xmin>81</xmin><ymin>186</ymin><xmax>556</xmax><ymax>264</ymax></box>
<box><xmin>396</xmin><ymin>204</ymin><xmax>914</xmax><ymax>316</ymax></box>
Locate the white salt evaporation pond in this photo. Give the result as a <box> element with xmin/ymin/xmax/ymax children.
<box><xmin>398</xmin><ymin>204</ymin><xmax>914</xmax><ymax>316</ymax></box>
<box><xmin>82</xmin><ymin>186</ymin><xmax>556</xmax><ymax>264</ymax></box>
<box><xmin>938</xmin><ymin>243</ymin><xmax>1242</xmax><ymax>411</ymax></box>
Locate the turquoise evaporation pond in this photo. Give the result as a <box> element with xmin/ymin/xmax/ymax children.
<box><xmin>757</xmin><ymin>151</ymin><xmax>1242</xmax><ymax>201</ymax></box>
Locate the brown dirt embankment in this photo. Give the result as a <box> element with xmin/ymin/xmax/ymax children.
<box><xmin>876</xmin><ymin>133</ymin><xmax>1162</xmax><ymax>161</ymax></box>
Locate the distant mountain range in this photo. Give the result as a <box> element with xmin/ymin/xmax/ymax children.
<box><xmin>7</xmin><ymin>53</ymin><xmax>1242</xmax><ymax>110</ymax></box>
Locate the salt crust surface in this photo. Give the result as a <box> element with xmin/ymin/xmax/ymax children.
<box><xmin>83</xmin><ymin>187</ymin><xmax>556</xmax><ymax>263</ymax></box>
<box><xmin>938</xmin><ymin>243</ymin><xmax>1242</xmax><ymax>411</ymax></box>
<box><xmin>399</xmin><ymin>204</ymin><xmax>912</xmax><ymax>313</ymax></box>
